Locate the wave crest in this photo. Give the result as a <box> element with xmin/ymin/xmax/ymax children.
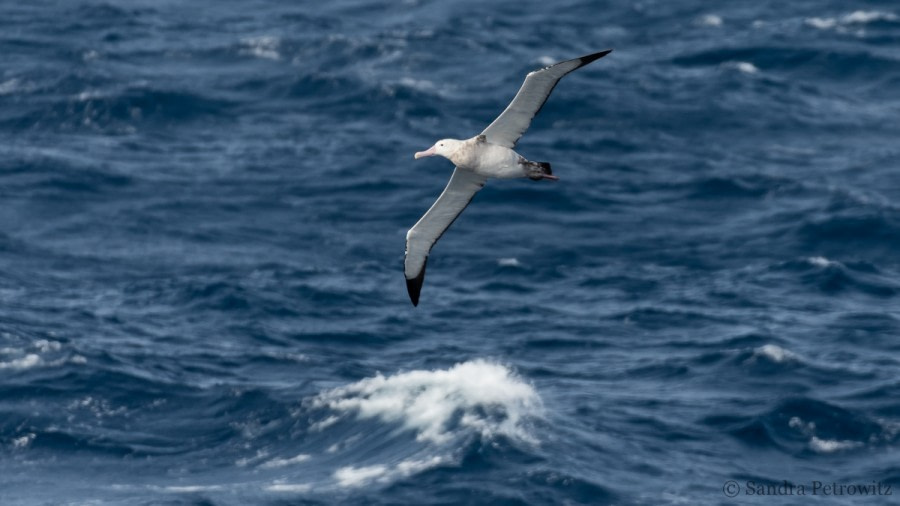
<box><xmin>311</xmin><ymin>359</ymin><xmax>542</xmax><ymax>444</ymax></box>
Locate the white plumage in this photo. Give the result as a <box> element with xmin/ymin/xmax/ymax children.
<box><xmin>405</xmin><ymin>50</ymin><xmax>612</xmax><ymax>306</ymax></box>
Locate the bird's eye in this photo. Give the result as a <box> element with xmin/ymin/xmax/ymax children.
<box><xmin>439</xmin><ymin>143</ymin><xmax>444</xmax><ymax>147</ymax></box>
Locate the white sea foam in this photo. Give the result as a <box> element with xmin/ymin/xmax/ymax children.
<box><xmin>734</xmin><ymin>62</ymin><xmax>758</xmax><ymax>74</ymax></box>
<box><xmin>843</xmin><ymin>11</ymin><xmax>898</xmax><ymax>24</ymax></box>
<box><xmin>34</xmin><ymin>340</ymin><xmax>61</xmax><ymax>352</ymax></box>
<box><xmin>753</xmin><ymin>344</ymin><xmax>796</xmax><ymax>363</ymax></box>
<box><xmin>266</xmin><ymin>482</ymin><xmax>312</xmax><ymax>493</ymax></box>
<box><xmin>790</xmin><ymin>417</ymin><xmax>863</xmax><ymax>453</ymax></box>
<box><xmin>395</xmin><ymin>455</ymin><xmax>445</xmax><ymax>475</ymax></box>
<box><xmin>241</xmin><ymin>36</ymin><xmax>281</xmax><ymax>60</ymax></box>
<box><xmin>806</xmin><ymin>17</ymin><xmax>837</xmax><ymax>30</ymax></box>
<box><xmin>0</xmin><ymin>338</ymin><xmax>76</xmax><ymax>370</ymax></box>
<box><xmin>12</xmin><ymin>433</ymin><xmax>36</xmax><ymax>449</ymax></box>
<box><xmin>498</xmin><ymin>257</ymin><xmax>521</xmax><ymax>267</ymax></box>
<box><xmin>334</xmin><ymin>456</ymin><xmax>447</xmax><ymax>488</ymax></box>
<box><xmin>806</xmin><ymin>11</ymin><xmax>897</xmax><ymax>31</ymax></box>
<box><xmin>698</xmin><ymin>14</ymin><xmax>723</xmax><ymax>27</ymax></box>
<box><xmin>810</xmin><ymin>436</ymin><xmax>862</xmax><ymax>453</ymax></box>
<box><xmin>537</xmin><ymin>55</ymin><xmax>556</xmax><ymax>66</ymax></box>
<box><xmin>722</xmin><ymin>61</ymin><xmax>759</xmax><ymax>74</ymax></box>
<box><xmin>398</xmin><ymin>77</ymin><xmax>437</xmax><ymax>93</ymax></box>
<box><xmin>68</xmin><ymin>396</ymin><xmax>127</xmax><ymax>417</ymax></box>
<box><xmin>789</xmin><ymin>416</ymin><xmax>816</xmax><ymax>436</ymax></box>
<box><xmin>312</xmin><ymin>359</ymin><xmax>541</xmax><ymax>444</ymax></box>
<box><xmin>260</xmin><ymin>453</ymin><xmax>310</xmax><ymax>469</ymax></box>
<box><xmin>806</xmin><ymin>256</ymin><xmax>835</xmax><ymax>267</ymax></box>
<box><xmin>77</xmin><ymin>90</ymin><xmax>106</xmax><ymax>102</ymax></box>
<box><xmin>164</xmin><ymin>485</ymin><xmax>223</xmax><ymax>493</ymax></box>
<box><xmin>0</xmin><ymin>354</ymin><xmax>41</xmax><ymax>370</ymax></box>
<box><xmin>309</xmin><ymin>414</ymin><xmax>339</xmax><ymax>431</ymax></box>
<box><xmin>0</xmin><ymin>78</ymin><xmax>23</xmax><ymax>95</ymax></box>
<box><xmin>334</xmin><ymin>464</ymin><xmax>389</xmax><ymax>487</ymax></box>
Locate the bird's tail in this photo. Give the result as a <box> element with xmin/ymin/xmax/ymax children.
<box><xmin>525</xmin><ymin>161</ymin><xmax>556</xmax><ymax>180</ymax></box>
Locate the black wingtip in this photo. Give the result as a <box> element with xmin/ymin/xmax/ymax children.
<box><xmin>579</xmin><ymin>49</ymin><xmax>613</xmax><ymax>66</ymax></box>
<box><xmin>405</xmin><ymin>259</ymin><xmax>427</xmax><ymax>307</ymax></box>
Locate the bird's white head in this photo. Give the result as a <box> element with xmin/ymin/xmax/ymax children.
<box><xmin>414</xmin><ymin>139</ymin><xmax>461</xmax><ymax>160</ymax></box>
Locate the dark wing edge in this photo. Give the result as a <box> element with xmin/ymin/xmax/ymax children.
<box><xmin>404</xmin><ymin>168</ymin><xmax>487</xmax><ymax>306</ymax></box>
<box><xmin>481</xmin><ymin>49</ymin><xmax>613</xmax><ymax>148</ymax></box>
<box><xmin>405</xmin><ymin>258</ymin><xmax>427</xmax><ymax>306</ymax></box>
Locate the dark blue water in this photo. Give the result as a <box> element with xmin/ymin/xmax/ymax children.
<box><xmin>2</xmin><ymin>1</ymin><xmax>899</xmax><ymax>504</ymax></box>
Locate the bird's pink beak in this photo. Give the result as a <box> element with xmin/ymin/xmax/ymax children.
<box><xmin>414</xmin><ymin>145</ymin><xmax>436</xmax><ymax>159</ymax></box>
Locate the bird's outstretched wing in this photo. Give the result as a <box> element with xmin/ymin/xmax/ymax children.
<box><xmin>481</xmin><ymin>49</ymin><xmax>612</xmax><ymax>148</ymax></box>
<box><xmin>405</xmin><ymin>168</ymin><xmax>487</xmax><ymax>306</ymax></box>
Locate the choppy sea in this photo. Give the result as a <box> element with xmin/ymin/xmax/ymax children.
<box><xmin>2</xmin><ymin>1</ymin><xmax>899</xmax><ymax>504</ymax></box>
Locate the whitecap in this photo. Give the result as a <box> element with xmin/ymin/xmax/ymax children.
<box><xmin>810</xmin><ymin>436</ymin><xmax>862</xmax><ymax>453</ymax></box>
<box><xmin>266</xmin><ymin>482</ymin><xmax>312</xmax><ymax>493</ymax></box>
<box><xmin>260</xmin><ymin>453</ymin><xmax>310</xmax><ymax>469</ymax></box>
<box><xmin>698</xmin><ymin>14</ymin><xmax>723</xmax><ymax>27</ymax></box>
<box><xmin>734</xmin><ymin>62</ymin><xmax>758</xmax><ymax>74</ymax></box>
<box><xmin>806</xmin><ymin>17</ymin><xmax>837</xmax><ymax>30</ymax></box>
<box><xmin>0</xmin><ymin>354</ymin><xmax>41</xmax><ymax>370</ymax></box>
<box><xmin>806</xmin><ymin>11</ymin><xmax>897</xmax><ymax>31</ymax></box>
<box><xmin>537</xmin><ymin>55</ymin><xmax>556</xmax><ymax>66</ymax></box>
<box><xmin>240</xmin><ymin>36</ymin><xmax>281</xmax><ymax>61</ymax></box>
<box><xmin>67</xmin><ymin>396</ymin><xmax>127</xmax><ymax>417</ymax></box>
<box><xmin>333</xmin><ymin>464</ymin><xmax>389</xmax><ymax>487</ymax></box>
<box><xmin>334</xmin><ymin>456</ymin><xmax>446</xmax><ymax>488</ymax></box>
<box><xmin>34</xmin><ymin>339</ymin><xmax>61</xmax><ymax>352</ymax></box>
<box><xmin>498</xmin><ymin>257</ymin><xmax>521</xmax><ymax>267</ymax></box>
<box><xmin>77</xmin><ymin>90</ymin><xmax>105</xmax><ymax>102</ymax></box>
<box><xmin>164</xmin><ymin>485</ymin><xmax>223</xmax><ymax>493</ymax></box>
<box><xmin>0</xmin><ymin>78</ymin><xmax>22</xmax><ymax>96</ymax></box>
<box><xmin>398</xmin><ymin>77</ymin><xmax>437</xmax><ymax>93</ymax></box>
<box><xmin>790</xmin><ymin>417</ymin><xmax>863</xmax><ymax>453</ymax></box>
<box><xmin>722</xmin><ymin>61</ymin><xmax>759</xmax><ymax>74</ymax></box>
<box><xmin>752</xmin><ymin>344</ymin><xmax>796</xmax><ymax>363</ymax></box>
<box><xmin>395</xmin><ymin>455</ymin><xmax>445</xmax><ymax>474</ymax></box>
<box><xmin>12</xmin><ymin>433</ymin><xmax>36</xmax><ymax>449</ymax></box>
<box><xmin>311</xmin><ymin>359</ymin><xmax>542</xmax><ymax>444</ymax></box>
<box><xmin>806</xmin><ymin>256</ymin><xmax>835</xmax><ymax>267</ymax></box>
<box><xmin>309</xmin><ymin>414</ymin><xmax>339</xmax><ymax>431</ymax></box>
<box><xmin>843</xmin><ymin>11</ymin><xmax>898</xmax><ymax>24</ymax></box>
<box><xmin>788</xmin><ymin>416</ymin><xmax>816</xmax><ymax>436</ymax></box>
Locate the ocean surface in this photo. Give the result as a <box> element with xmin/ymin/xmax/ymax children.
<box><xmin>2</xmin><ymin>1</ymin><xmax>899</xmax><ymax>504</ymax></box>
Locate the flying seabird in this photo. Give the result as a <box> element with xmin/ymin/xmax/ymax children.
<box><xmin>405</xmin><ymin>50</ymin><xmax>612</xmax><ymax>306</ymax></box>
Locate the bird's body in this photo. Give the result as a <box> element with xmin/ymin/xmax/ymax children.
<box><xmin>453</xmin><ymin>137</ymin><xmax>521</xmax><ymax>178</ymax></box>
<box><xmin>426</xmin><ymin>135</ymin><xmax>553</xmax><ymax>180</ymax></box>
<box><xmin>405</xmin><ymin>50</ymin><xmax>612</xmax><ymax>306</ymax></box>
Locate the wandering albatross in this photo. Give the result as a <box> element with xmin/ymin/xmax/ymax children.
<box><xmin>405</xmin><ymin>50</ymin><xmax>612</xmax><ymax>306</ymax></box>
